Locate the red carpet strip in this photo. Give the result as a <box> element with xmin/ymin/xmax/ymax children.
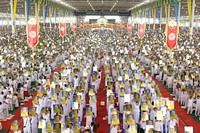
<box><xmin>95</xmin><ymin>66</ymin><xmax>109</xmax><ymax>133</ymax></box>
<box><xmin>95</xmin><ymin>49</ymin><xmax>109</xmax><ymax>133</ymax></box>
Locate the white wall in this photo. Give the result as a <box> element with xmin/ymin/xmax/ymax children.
<box><xmin>0</xmin><ymin>15</ymin><xmax>200</xmax><ymax>27</ymax></box>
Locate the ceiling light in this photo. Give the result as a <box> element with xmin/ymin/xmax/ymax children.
<box><xmin>127</xmin><ymin>0</ymin><xmax>150</xmax><ymax>11</ymax></box>
<box><xmin>110</xmin><ymin>0</ymin><xmax>118</xmax><ymax>11</ymax></box>
<box><xmin>54</xmin><ymin>0</ymin><xmax>77</xmax><ymax>10</ymax></box>
<box><xmin>88</xmin><ymin>0</ymin><xmax>95</xmax><ymax>11</ymax></box>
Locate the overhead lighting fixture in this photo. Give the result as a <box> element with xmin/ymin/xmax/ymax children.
<box><xmin>127</xmin><ymin>0</ymin><xmax>149</xmax><ymax>11</ymax></box>
<box><xmin>54</xmin><ymin>0</ymin><xmax>77</xmax><ymax>10</ymax></box>
<box><xmin>88</xmin><ymin>0</ymin><xmax>95</xmax><ymax>11</ymax></box>
<box><xmin>110</xmin><ymin>0</ymin><xmax>118</xmax><ymax>11</ymax></box>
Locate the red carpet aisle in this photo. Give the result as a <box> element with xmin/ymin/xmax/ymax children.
<box><xmin>95</xmin><ymin>66</ymin><xmax>109</xmax><ymax>133</ymax></box>
<box><xmin>82</xmin><ymin>49</ymin><xmax>109</xmax><ymax>132</ymax></box>
<box><xmin>94</xmin><ymin>48</ymin><xmax>109</xmax><ymax>132</ymax></box>
<box><xmin>0</xmin><ymin>65</ymin><xmax>62</xmax><ymax>132</ymax></box>
<box><xmin>145</xmin><ymin>68</ymin><xmax>200</xmax><ymax>133</ymax></box>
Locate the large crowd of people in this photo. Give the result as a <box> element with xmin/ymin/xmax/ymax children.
<box><xmin>0</xmin><ymin>25</ymin><xmax>199</xmax><ymax>133</ymax></box>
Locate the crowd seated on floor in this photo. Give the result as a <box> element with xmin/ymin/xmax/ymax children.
<box><xmin>0</xmin><ymin>27</ymin><xmax>199</xmax><ymax>133</ymax></box>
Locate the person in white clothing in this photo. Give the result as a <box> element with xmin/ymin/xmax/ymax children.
<box><xmin>23</xmin><ymin>116</ymin><xmax>31</xmax><ymax>133</ymax></box>
<box><xmin>3</xmin><ymin>99</ymin><xmax>9</xmax><ymax>118</ymax></box>
<box><xmin>110</xmin><ymin>124</ymin><xmax>119</xmax><ymax>133</ymax></box>
<box><xmin>74</xmin><ymin>75</ymin><xmax>79</xmax><ymax>89</ymax></box>
<box><xmin>6</xmin><ymin>91</ymin><xmax>13</xmax><ymax>110</ymax></box>
<box><xmin>187</xmin><ymin>96</ymin><xmax>194</xmax><ymax>114</ymax></box>
<box><xmin>0</xmin><ymin>102</ymin><xmax>5</xmax><ymax>120</ymax></box>
<box><xmin>167</xmin><ymin>75</ymin><xmax>173</xmax><ymax>89</ymax></box>
<box><xmin>154</xmin><ymin>120</ymin><xmax>163</xmax><ymax>133</ymax></box>
<box><xmin>133</xmin><ymin>102</ymin><xmax>140</xmax><ymax>124</ymax></box>
<box><xmin>31</xmin><ymin>114</ymin><xmax>38</xmax><ymax>133</ymax></box>
<box><xmin>195</xmin><ymin>96</ymin><xmax>200</xmax><ymax>116</ymax></box>
<box><xmin>13</xmin><ymin>93</ymin><xmax>19</xmax><ymax>108</ymax></box>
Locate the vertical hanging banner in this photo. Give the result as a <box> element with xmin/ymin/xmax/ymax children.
<box><xmin>115</xmin><ymin>22</ymin><xmax>118</xmax><ymax>29</ymax></box>
<box><xmin>27</xmin><ymin>18</ymin><xmax>39</xmax><ymax>48</ymax></box>
<box><xmin>80</xmin><ymin>22</ymin><xmax>84</xmax><ymax>29</ymax></box>
<box><xmin>127</xmin><ymin>23</ymin><xmax>132</xmax><ymax>33</ymax></box>
<box><xmin>117</xmin><ymin>22</ymin><xmax>121</xmax><ymax>29</ymax></box>
<box><xmin>37</xmin><ymin>0</ymin><xmax>42</xmax><ymax>21</ymax></box>
<box><xmin>84</xmin><ymin>22</ymin><xmax>87</xmax><ymax>28</ymax></box>
<box><xmin>59</xmin><ymin>21</ymin><xmax>66</xmax><ymax>37</ymax></box>
<box><xmin>187</xmin><ymin>0</ymin><xmax>192</xmax><ymax>25</ymax></box>
<box><xmin>138</xmin><ymin>23</ymin><xmax>146</xmax><ymax>39</ymax></box>
<box><xmin>72</xmin><ymin>23</ymin><xmax>77</xmax><ymax>32</ymax></box>
<box><xmin>121</xmin><ymin>23</ymin><xmax>125</xmax><ymax>31</ymax></box>
<box><xmin>13</xmin><ymin>0</ymin><xmax>18</xmax><ymax>23</ymax></box>
<box><xmin>173</xmin><ymin>1</ymin><xmax>179</xmax><ymax>24</ymax></box>
<box><xmin>166</xmin><ymin>20</ymin><xmax>179</xmax><ymax>51</ymax></box>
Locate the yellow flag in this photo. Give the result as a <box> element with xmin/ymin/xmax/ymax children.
<box><xmin>131</xmin><ymin>12</ymin><xmax>134</xmax><ymax>20</ymax></box>
<box><xmin>164</xmin><ymin>4</ymin><xmax>168</xmax><ymax>19</ymax></box>
<box><xmin>37</xmin><ymin>0</ymin><xmax>42</xmax><ymax>21</ymax></box>
<box><xmin>151</xmin><ymin>8</ymin><xmax>154</xmax><ymax>18</ymax></box>
<box><xmin>187</xmin><ymin>0</ymin><xmax>192</xmax><ymax>24</ymax></box>
<box><xmin>13</xmin><ymin>0</ymin><xmax>18</xmax><ymax>21</ymax></box>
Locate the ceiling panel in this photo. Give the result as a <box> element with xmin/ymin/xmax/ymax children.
<box><xmin>0</xmin><ymin>0</ymin><xmax>199</xmax><ymax>18</ymax></box>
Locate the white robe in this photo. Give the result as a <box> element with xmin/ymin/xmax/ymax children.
<box><xmin>154</xmin><ymin>121</ymin><xmax>163</xmax><ymax>133</ymax></box>
<box><xmin>31</xmin><ymin>115</ymin><xmax>38</xmax><ymax>133</ymax></box>
<box><xmin>86</xmin><ymin>115</ymin><xmax>93</xmax><ymax>127</ymax></box>
<box><xmin>90</xmin><ymin>102</ymin><xmax>97</xmax><ymax>117</ymax></box>
<box><xmin>50</xmin><ymin>101</ymin><xmax>57</xmax><ymax>119</ymax></box>
<box><xmin>13</xmin><ymin>95</ymin><xmax>19</xmax><ymax>107</ymax></box>
<box><xmin>133</xmin><ymin>103</ymin><xmax>140</xmax><ymax>123</ymax></box>
<box><xmin>23</xmin><ymin>117</ymin><xmax>31</xmax><ymax>133</ymax></box>
<box><xmin>167</xmin><ymin>76</ymin><xmax>173</xmax><ymax>88</ymax></box>
<box><xmin>110</xmin><ymin>125</ymin><xmax>118</xmax><ymax>133</ymax></box>
<box><xmin>119</xmin><ymin>97</ymin><xmax>124</xmax><ymax>113</ymax></box>
<box><xmin>108</xmin><ymin>104</ymin><xmax>114</xmax><ymax>124</ymax></box>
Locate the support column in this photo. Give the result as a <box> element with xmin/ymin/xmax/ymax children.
<box><xmin>178</xmin><ymin>2</ymin><xmax>181</xmax><ymax>25</ymax></box>
<box><xmin>43</xmin><ymin>6</ymin><xmax>45</xmax><ymax>27</ymax></box>
<box><xmin>35</xmin><ymin>3</ymin><xmax>38</xmax><ymax>20</ymax></box>
<box><xmin>160</xmin><ymin>6</ymin><xmax>162</xmax><ymax>30</ymax></box>
<box><xmin>153</xmin><ymin>8</ymin><xmax>156</xmax><ymax>29</ymax></box>
<box><xmin>190</xmin><ymin>0</ymin><xmax>195</xmax><ymax>36</ymax></box>
<box><xmin>168</xmin><ymin>4</ymin><xmax>170</xmax><ymax>24</ymax></box>
<box><xmin>10</xmin><ymin>0</ymin><xmax>15</xmax><ymax>34</ymax></box>
<box><xmin>54</xmin><ymin>9</ymin><xmax>57</xmax><ymax>29</ymax></box>
<box><xmin>7</xmin><ymin>14</ymin><xmax>9</xmax><ymax>28</ymax></box>
<box><xmin>1</xmin><ymin>17</ymin><xmax>2</xmax><ymax>27</ymax></box>
<box><xmin>25</xmin><ymin>0</ymin><xmax>27</xmax><ymax>21</ymax></box>
<box><xmin>49</xmin><ymin>7</ymin><xmax>52</xmax><ymax>29</ymax></box>
<box><xmin>148</xmin><ymin>10</ymin><xmax>150</xmax><ymax>29</ymax></box>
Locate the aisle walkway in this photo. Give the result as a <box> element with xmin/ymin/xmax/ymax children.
<box><xmin>95</xmin><ymin>66</ymin><xmax>109</xmax><ymax>133</ymax></box>
<box><xmin>94</xmin><ymin>49</ymin><xmax>109</xmax><ymax>132</ymax></box>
